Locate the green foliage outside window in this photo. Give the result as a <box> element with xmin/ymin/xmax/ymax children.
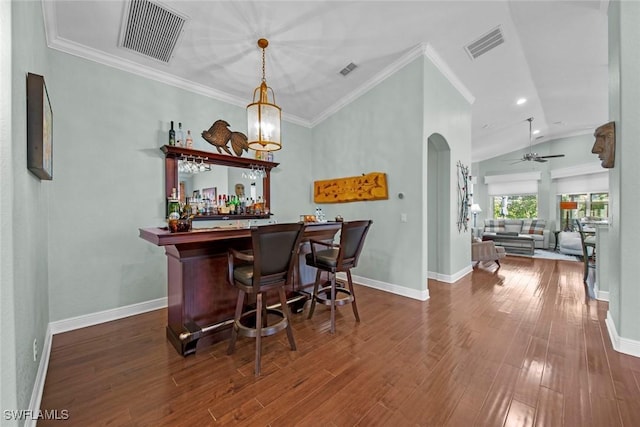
<box><xmin>560</xmin><ymin>193</ymin><xmax>609</xmax><ymax>228</ymax></box>
<box><xmin>492</xmin><ymin>195</ymin><xmax>538</xmax><ymax>219</ymax></box>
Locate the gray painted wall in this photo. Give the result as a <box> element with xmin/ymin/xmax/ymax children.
<box><xmin>0</xmin><ymin>0</ymin><xmax>15</xmax><ymax>420</ymax></box>
<box><xmin>45</xmin><ymin>51</ymin><xmax>314</xmax><ymax>321</ymax></box>
<box><xmin>609</xmin><ymin>0</ymin><xmax>640</xmax><ymax>342</ymax></box>
<box><xmin>310</xmin><ymin>59</ymin><xmax>425</xmax><ymax>290</ymax></box>
<box><xmin>422</xmin><ymin>57</ymin><xmax>472</xmax><ymax>277</ymax></box>
<box><xmin>309</xmin><ymin>55</ymin><xmax>471</xmax><ymax>289</ymax></box>
<box><xmin>3</xmin><ymin>1</ymin><xmax>52</xmax><ymax>419</ymax></box>
<box><xmin>606</xmin><ymin>0</ymin><xmax>622</xmax><ymax>333</ymax></box>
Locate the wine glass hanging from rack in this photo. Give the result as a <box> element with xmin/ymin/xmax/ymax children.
<box><xmin>242</xmin><ymin>164</ymin><xmax>266</xmax><ymax>180</ymax></box>
<box><xmin>178</xmin><ymin>156</ymin><xmax>211</xmax><ymax>174</ymax></box>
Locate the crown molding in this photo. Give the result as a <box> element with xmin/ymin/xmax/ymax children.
<box><xmin>310</xmin><ymin>43</ymin><xmax>427</xmax><ymax>126</ymax></box>
<box><xmin>42</xmin><ymin>5</ymin><xmax>472</xmax><ymax>129</ymax></box>
<box><xmin>311</xmin><ymin>43</ymin><xmax>475</xmax><ymax>126</ymax></box>
<box><xmin>42</xmin><ymin>3</ymin><xmax>310</xmax><ymax>127</ymax></box>
<box><xmin>423</xmin><ymin>43</ymin><xmax>475</xmax><ymax>105</ymax></box>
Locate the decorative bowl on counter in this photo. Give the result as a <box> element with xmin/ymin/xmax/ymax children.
<box><xmin>168</xmin><ymin>218</ymin><xmax>192</xmax><ymax>233</ymax></box>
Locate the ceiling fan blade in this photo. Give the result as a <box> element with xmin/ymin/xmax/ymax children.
<box><xmin>538</xmin><ymin>154</ymin><xmax>565</xmax><ymax>159</ymax></box>
<box><xmin>534</xmin><ymin>158</ymin><xmax>548</xmax><ymax>163</ymax></box>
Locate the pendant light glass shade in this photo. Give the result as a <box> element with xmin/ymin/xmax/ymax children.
<box><xmin>247</xmin><ymin>39</ymin><xmax>282</xmax><ymax>152</ymax></box>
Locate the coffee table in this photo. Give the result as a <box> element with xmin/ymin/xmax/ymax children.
<box><xmin>482</xmin><ymin>234</ymin><xmax>535</xmax><ymax>256</ymax></box>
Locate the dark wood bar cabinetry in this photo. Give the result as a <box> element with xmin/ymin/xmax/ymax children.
<box><xmin>139</xmin><ymin>222</ymin><xmax>340</xmax><ymax>356</ymax></box>
<box><xmin>143</xmin><ymin>145</ymin><xmax>340</xmax><ymax>356</ymax></box>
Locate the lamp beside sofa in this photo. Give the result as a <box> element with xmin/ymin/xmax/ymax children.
<box><xmin>481</xmin><ymin>218</ymin><xmax>551</xmax><ymax>249</ymax></box>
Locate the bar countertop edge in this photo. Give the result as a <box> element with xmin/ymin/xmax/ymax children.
<box><xmin>139</xmin><ymin>221</ymin><xmax>341</xmax><ymax>246</ymax></box>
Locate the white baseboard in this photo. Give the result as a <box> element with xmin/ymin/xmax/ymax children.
<box><xmin>596</xmin><ymin>287</ymin><xmax>609</xmax><ymax>302</ymax></box>
<box><xmin>605</xmin><ymin>311</ymin><xmax>640</xmax><ymax>358</ymax></box>
<box><xmin>427</xmin><ymin>265</ymin><xmax>473</xmax><ymax>283</ymax></box>
<box><xmin>336</xmin><ymin>273</ymin><xmax>429</xmax><ymax>301</ymax></box>
<box><xmin>25</xmin><ymin>324</ymin><xmax>53</xmax><ymax>427</ymax></box>
<box><xmin>27</xmin><ymin>297</ymin><xmax>168</xmax><ymax>426</ymax></box>
<box><xmin>48</xmin><ymin>297</ymin><xmax>167</xmax><ymax>335</ymax></box>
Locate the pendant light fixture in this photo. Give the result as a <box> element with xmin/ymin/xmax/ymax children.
<box><xmin>247</xmin><ymin>38</ymin><xmax>281</xmax><ymax>152</ymax></box>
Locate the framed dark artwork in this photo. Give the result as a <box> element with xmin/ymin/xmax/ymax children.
<box><xmin>27</xmin><ymin>72</ymin><xmax>53</xmax><ymax>180</ymax></box>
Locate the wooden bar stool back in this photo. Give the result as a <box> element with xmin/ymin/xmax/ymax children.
<box><xmin>227</xmin><ymin>222</ymin><xmax>305</xmax><ymax>376</ymax></box>
<box><xmin>574</xmin><ymin>219</ymin><xmax>596</xmax><ymax>284</ymax></box>
<box><xmin>305</xmin><ymin>220</ymin><xmax>372</xmax><ymax>333</ymax></box>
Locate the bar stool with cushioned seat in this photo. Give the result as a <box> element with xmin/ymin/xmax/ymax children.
<box><xmin>227</xmin><ymin>222</ymin><xmax>305</xmax><ymax>376</ymax></box>
<box><xmin>305</xmin><ymin>220</ymin><xmax>372</xmax><ymax>333</ymax></box>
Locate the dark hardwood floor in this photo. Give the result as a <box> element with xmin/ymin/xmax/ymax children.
<box><xmin>39</xmin><ymin>257</ymin><xmax>640</xmax><ymax>426</ymax></box>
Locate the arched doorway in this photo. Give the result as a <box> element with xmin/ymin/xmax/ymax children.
<box><xmin>427</xmin><ymin>133</ymin><xmax>451</xmax><ymax>276</ymax></box>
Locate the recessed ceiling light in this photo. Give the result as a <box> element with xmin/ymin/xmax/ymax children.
<box><xmin>516</xmin><ymin>98</ymin><xmax>527</xmax><ymax>105</ymax></box>
<box><xmin>532</xmin><ymin>129</ymin><xmax>540</xmax><ymax>135</ymax></box>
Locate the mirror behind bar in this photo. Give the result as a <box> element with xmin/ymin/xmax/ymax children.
<box><xmin>162</xmin><ymin>145</ymin><xmax>278</xmax><ymax>220</ymax></box>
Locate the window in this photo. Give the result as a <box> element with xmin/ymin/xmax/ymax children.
<box><xmin>559</xmin><ymin>192</ymin><xmax>608</xmax><ymax>230</ymax></box>
<box><xmin>590</xmin><ymin>192</ymin><xmax>609</xmax><ymax>219</ymax></box>
<box><xmin>492</xmin><ymin>194</ymin><xmax>538</xmax><ymax>219</ymax></box>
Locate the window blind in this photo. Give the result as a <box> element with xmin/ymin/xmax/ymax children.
<box><xmin>484</xmin><ymin>171</ymin><xmax>541</xmax><ymax>196</ymax></box>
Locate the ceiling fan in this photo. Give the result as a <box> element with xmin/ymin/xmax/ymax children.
<box><xmin>512</xmin><ymin>117</ymin><xmax>565</xmax><ymax>163</ymax></box>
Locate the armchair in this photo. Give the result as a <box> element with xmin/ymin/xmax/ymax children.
<box><xmin>472</xmin><ymin>238</ymin><xmax>506</xmax><ymax>268</ymax></box>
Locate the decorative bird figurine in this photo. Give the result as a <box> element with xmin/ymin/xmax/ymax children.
<box><xmin>201</xmin><ymin>120</ymin><xmax>248</xmax><ymax>157</ymax></box>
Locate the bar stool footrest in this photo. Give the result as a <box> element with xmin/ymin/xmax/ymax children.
<box><xmin>314</xmin><ymin>285</ymin><xmax>354</xmax><ymax>307</ymax></box>
<box><xmin>235</xmin><ymin>308</ymin><xmax>289</xmax><ymax>338</ymax></box>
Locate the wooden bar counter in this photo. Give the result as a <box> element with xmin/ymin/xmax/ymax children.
<box><xmin>139</xmin><ymin>222</ymin><xmax>340</xmax><ymax>356</ymax></box>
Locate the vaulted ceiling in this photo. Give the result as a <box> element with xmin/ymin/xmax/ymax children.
<box><xmin>43</xmin><ymin>0</ymin><xmax>609</xmax><ymax>162</ymax></box>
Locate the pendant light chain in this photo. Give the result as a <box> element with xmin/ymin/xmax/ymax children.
<box><xmin>261</xmin><ymin>46</ymin><xmax>266</xmax><ymax>83</ymax></box>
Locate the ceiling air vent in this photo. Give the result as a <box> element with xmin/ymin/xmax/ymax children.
<box><xmin>339</xmin><ymin>62</ymin><xmax>358</xmax><ymax>76</ymax></box>
<box><xmin>465</xmin><ymin>26</ymin><xmax>505</xmax><ymax>60</ymax></box>
<box><xmin>120</xmin><ymin>0</ymin><xmax>187</xmax><ymax>63</ymax></box>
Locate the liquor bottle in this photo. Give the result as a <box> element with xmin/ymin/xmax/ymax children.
<box><xmin>229</xmin><ymin>196</ymin><xmax>237</xmax><ymax>215</ymax></box>
<box><xmin>176</xmin><ymin>122</ymin><xmax>185</xmax><ymax>147</ymax></box>
<box><xmin>169</xmin><ymin>121</ymin><xmax>176</xmax><ymax>146</ymax></box>
<box><xmin>183</xmin><ymin>197</ymin><xmax>192</xmax><ymax>217</ymax></box>
<box><xmin>186</xmin><ymin>130</ymin><xmax>193</xmax><ymax>148</ymax></box>
<box><xmin>167</xmin><ymin>188</ymin><xmax>180</xmax><ymax>220</ymax></box>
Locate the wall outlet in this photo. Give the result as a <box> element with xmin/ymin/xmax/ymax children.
<box><xmin>33</xmin><ymin>338</ymin><xmax>38</xmax><ymax>362</ymax></box>
<box><xmin>400</xmin><ymin>213</ymin><xmax>407</xmax><ymax>223</ymax></box>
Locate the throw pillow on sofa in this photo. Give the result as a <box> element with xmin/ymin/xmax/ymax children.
<box><xmin>484</xmin><ymin>219</ymin><xmax>505</xmax><ymax>233</ymax></box>
<box><xmin>522</xmin><ymin>219</ymin><xmax>545</xmax><ymax>235</ymax></box>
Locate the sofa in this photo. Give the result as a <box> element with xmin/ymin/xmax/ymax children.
<box><xmin>481</xmin><ymin>218</ymin><xmax>551</xmax><ymax>249</ymax></box>
<box><xmin>558</xmin><ymin>232</ymin><xmax>582</xmax><ymax>255</ymax></box>
<box><xmin>558</xmin><ymin>231</ymin><xmax>594</xmax><ymax>256</ymax></box>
